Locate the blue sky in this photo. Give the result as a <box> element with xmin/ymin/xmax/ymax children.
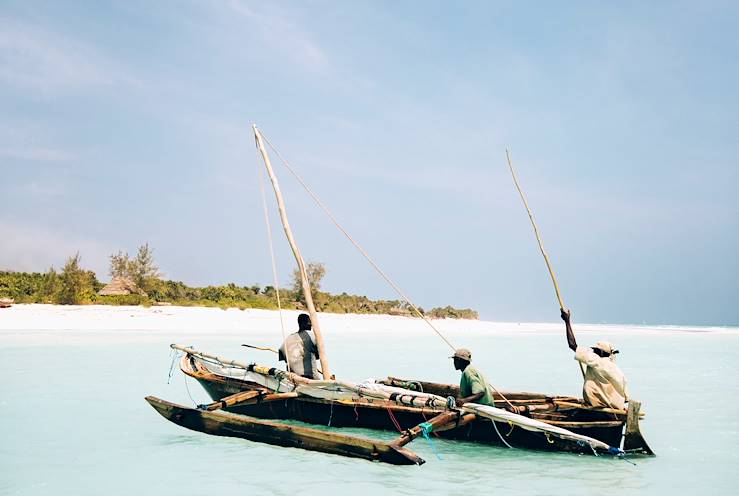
<box><xmin>1</xmin><ymin>1</ymin><xmax>737</xmax><ymax>325</ymax></box>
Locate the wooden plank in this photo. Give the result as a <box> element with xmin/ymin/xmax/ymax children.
<box><xmin>554</xmin><ymin>400</ymin><xmax>629</xmax><ymax>416</ymax></box>
<box><xmin>199</xmin><ymin>391</ymin><xmax>299</xmax><ymax>411</ymax></box>
<box><xmin>623</xmin><ymin>400</ymin><xmax>655</xmax><ymax>455</ymax></box>
<box><xmin>200</xmin><ymin>390</ymin><xmax>262</xmax><ymax>411</ymax></box>
<box><xmin>146</xmin><ymin>396</ymin><xmax>424</xmax><ymax>465</ymax></box>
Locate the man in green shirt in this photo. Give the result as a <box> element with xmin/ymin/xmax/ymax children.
<box><xmin>451</xmin><ymin>348</ymin><xmax>496</xmax><ymax>407</ymax></box>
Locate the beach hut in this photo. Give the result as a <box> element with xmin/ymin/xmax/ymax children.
<box><xmin>388</xmin><ymin>307</ymin><xmax>412</xmax><ymax>317</ymax></box>
<box><xmin>98</xmin><ymin>276</ymin><xmax>145</xmax><ymax>296</ymax></box>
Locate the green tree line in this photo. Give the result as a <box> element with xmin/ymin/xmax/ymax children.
<box><xmin>0</xmin><ymin>248</ymin><xmax>478</xmax><ymax>319</ymax></box>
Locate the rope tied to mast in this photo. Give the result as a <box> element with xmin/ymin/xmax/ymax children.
<box><xmin>258</xmin><ymin>129</ymin><xmax>456</xmax><ymax>352</ymax></box>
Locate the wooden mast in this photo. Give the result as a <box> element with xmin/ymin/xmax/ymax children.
<box><xmin>252</xmin><ymin>124</ymin><xmax>332</xmax><ymax>379</ymax></box>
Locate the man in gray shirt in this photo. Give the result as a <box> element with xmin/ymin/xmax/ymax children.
<box><xmin>278</xmin><ymin>313</ymin><xmax>320</xmax><ymax>379</ymax></box>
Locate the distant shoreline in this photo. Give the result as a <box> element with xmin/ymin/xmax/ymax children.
<box><xmin>0</xmin><ymin>270</ymin><xmax>479</xmax><ymax>320</ymax></box>
<box><xmin>0</xmin><ymin>304</ymin><xmax>736</xmax><ymax>335</ymax></box>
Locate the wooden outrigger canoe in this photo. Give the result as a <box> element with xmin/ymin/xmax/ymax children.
<box><xmin>146</xmin><ymin>126</ymin><xmax>654</xmax><ymax>464</ymax></box>
<box><xmin>173</xmin><ymin>351</ymin><xmax>653</xmax><ymax>457</ymax></box>
<box><xmin>146</xmin><ymin>396</ymin><xmax>425</xmax><ymax>465</ymax></box>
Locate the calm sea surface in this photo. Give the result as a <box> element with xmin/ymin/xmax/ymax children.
<box><xmin>2</xmin><ymin>324</ymin><xmax>738</xmax><ymax>495</ymax></box>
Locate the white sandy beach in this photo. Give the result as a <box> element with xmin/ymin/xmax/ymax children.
<box><xmin>0</xmin><ymin>304</ymin><xmax>733</xmax><ymax>336</ymax></box>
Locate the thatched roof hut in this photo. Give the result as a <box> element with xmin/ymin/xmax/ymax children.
<box><xmin>98</xmin><ymin>276</ymin><xmax>144</xmax><ymax>296</ymax></box>
<box><xmin>388</xmin><ymin>307</ymin><xmax>412</xmax><ymax>317</ymax></box>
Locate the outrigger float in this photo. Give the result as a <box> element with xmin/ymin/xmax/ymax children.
<box><xmin>147</xmin><ymin>126</ymin><xmax>654</xmax><ymax>465</ymax></box>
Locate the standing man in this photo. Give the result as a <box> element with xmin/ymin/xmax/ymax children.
<box><xmin>561</xmin><ymin>309</ymin><xmax>629</xmax><ymax>409</ymax></box>
<box><xmin>279</xmin><ymin>313</ymin><xmax>320</xmax><ymax>379</ymax></box>
<box><xmin>451</xmin><ymin>348</ymin><xmax>496</xmax><ymax>407</ymax></box>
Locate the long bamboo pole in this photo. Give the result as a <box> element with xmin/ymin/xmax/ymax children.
<box><xmin>506</xmin><ymin>149</ymin><xmax>565</xmax><ymax>310</ymax></box>
<box><xmin>253</xmin><ymin>125</ymin><xmax>332</xmax><ymax>379</ymax></box>
<box><xmin>505</xmin><ymin>149</ymin><xmax>585</xmax><ymax>378</ymax></box>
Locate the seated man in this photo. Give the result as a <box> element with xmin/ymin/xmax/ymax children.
<box><xmin>561</xmin><ymin>309</ymin><xmax>629</xmax><ymax>409</ymax></box>
<box><xmin>451</xmin><ymin>348</ymin><xmax>496</xmax><ymax>407</ymax></box>
<box><xmin>278</xmin><ymin>313</ymin><xmax>320</xmax><ymax>379</ymax></box>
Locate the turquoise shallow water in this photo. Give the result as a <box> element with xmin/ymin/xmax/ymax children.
<box><xmin>1</xmin><ymin>325</ymin><xmax>738</xmax><ymax>495</ymax></box>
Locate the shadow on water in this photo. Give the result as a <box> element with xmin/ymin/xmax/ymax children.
<box><xmin>155</xmin><ymin>434</ymin><xmax>211</xmax><ymax>447</ymax></box>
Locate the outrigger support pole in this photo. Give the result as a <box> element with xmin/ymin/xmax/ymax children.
<box><xmin>253</xmin><ymin>124</ymin><xmax>332</xmax><ymax>379</ymax></box>
<box><xmin>391</xmin><ymin>411</ymin><xmax>476</xmax><ymax>448</ymax></box>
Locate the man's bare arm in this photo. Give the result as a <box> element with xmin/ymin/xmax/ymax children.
<box><xmin>561</xmin><ymin>308</ymin><xmax>577</xmax><ymax>352</ymax></box>
<box><xmin>456</xmin><ymin>392</ymin><xmax>484</xmax><ymax>406</ymax></box>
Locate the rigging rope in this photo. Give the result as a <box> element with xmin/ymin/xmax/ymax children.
<box><xmin>386</xmin><ymin>406</ymin><xmax>403</xmax><ymax>432</ymax></box>
<box><xmin>492</xmin><ymin>419</ymin><xmax>514</xmax><ymax>449</ymax></box>
<box><xmin>183</xmin><ymin>370</ymin><xmax>197</xmax><ymax>406</ymax></box>
<box><xmin>259</xmin><ymin>130</ymin><xmax>456</xmax><ymax>352</ymax></box>
<box><xmin>167</xmin><ymin>349</ymin><xmax>180</xmax><ymax>384</ymax></box>
<box><xmin>255</xmin><ymin>147</ymin><xmax>290</xmax><ymax>373</ymax></box>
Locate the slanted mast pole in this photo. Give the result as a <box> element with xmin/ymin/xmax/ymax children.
<box><xmin>252</xmin><ymin>124</ymin><xmax>332</xmax><ymax>379</ymax></box>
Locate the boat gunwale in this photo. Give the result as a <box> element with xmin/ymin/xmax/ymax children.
<box><xmin>180</xmin><ymin>354</ymin><xmax>630</xmax><ymax>426</ymax></box>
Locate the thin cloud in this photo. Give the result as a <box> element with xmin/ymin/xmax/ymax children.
<box><xmin>226</xmin><ymin>1</ymin><xmax>329</xmax><ymax>71</ymax></box>
<box><xmin>15</xmin><ymin>180</ymin><xmax>69</xmax><ymax>198</ymax></box>
<box><xmin>0</xmin><ymin>147</ymin><xmax>76</xmax><ymax>162</ymax></box>
<box><xmin>0</xmin><ymin>17</ymin><xmax>137</xmax><ymax>92</ymax></box>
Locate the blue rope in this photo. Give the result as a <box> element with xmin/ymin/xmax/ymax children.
<box><xmin>419</xmin><ymin>422</ymin><xmax>443</xmax><ymax>461</ymax></box>
<box><xmin>621</xmin><ymin>456</ymin><xmax>638</xmax><ymax>467</ymax></box>
<box><xmin>608</xmin><ymin>447</ymin><xmax>638</xmax><ymax>466</ymax></box>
